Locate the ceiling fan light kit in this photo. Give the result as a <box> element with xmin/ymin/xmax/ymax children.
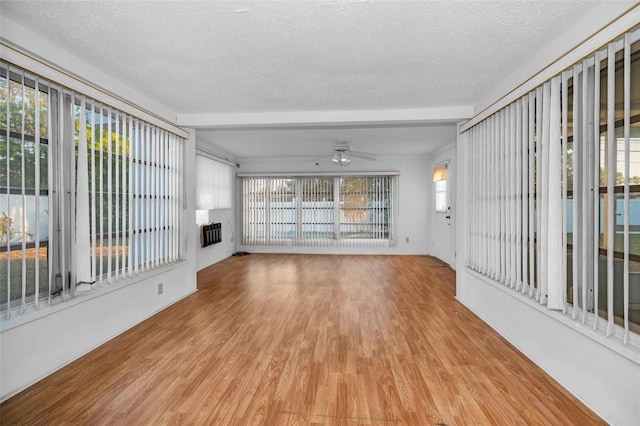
<box><xmin>332</xmin><ymin>152</ymin><xmax>351</xmax><ymax>165</ymax></box>
<box><xmin>326</xmin><ymin>143</ymin><xmax>374</xmax><ymax>166</ymax></box>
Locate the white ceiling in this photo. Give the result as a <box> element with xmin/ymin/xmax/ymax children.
<box><xmin>0</xmin><ymin>0</ymin><xmax>618</xmax><ymax>160</ymax></box>
<box><xmin>198</xmin><ymin>123</ymin><xmax>458</xmax><ymax>162</ymax></box>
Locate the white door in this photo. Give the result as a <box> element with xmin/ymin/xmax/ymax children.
<box><xmin>431</xmin><ymin>150</ymin><xmax>456</xmax><ymax>267</ymax></box>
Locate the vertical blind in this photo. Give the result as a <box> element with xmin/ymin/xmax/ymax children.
<box><xmin>195</xmin><ymin>153</ymin><xmax>233</xmax><ymax>210</ymax></box>
<box><xmin>1</xmin><ymin>59</ymin><xmax>185</xmax><ymax>317</ymax></box>
<box><xmin>241</xmin><ymin>174</ymin><xmax>397</xmax><ymax>248</ymax></box>
<box><xmin>464</xmin><ymin>27</ymin><xmax>639</xmax><ymax>345</ymax></box>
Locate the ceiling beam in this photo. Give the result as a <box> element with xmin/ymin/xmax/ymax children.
<box><xmin>176</xmin><ymin>106</ymin><xmax>475</xmax><ymax>129</ymax></box>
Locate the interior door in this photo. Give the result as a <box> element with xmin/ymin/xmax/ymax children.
<box><xmin>431</xmin><ymin>152</ymin><xmax>456</xmax><ymax>267</ymax></box>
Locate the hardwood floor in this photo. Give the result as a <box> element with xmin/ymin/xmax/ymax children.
<box><xmin>1</xmin><ymin>254</ymin><xmax>603</xmax><ymax>425</ymax></box>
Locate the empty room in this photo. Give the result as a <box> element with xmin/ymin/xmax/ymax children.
<box><xmin>1</xmin><ymin>1</ymin><xmax>639</xmax><ymax>424</ymax></box>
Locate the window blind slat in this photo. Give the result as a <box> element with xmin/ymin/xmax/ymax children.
<box><xmin>127</xmin><ymin>116</ymin><xmax>133</xmax><ymax>275</ymax></box>
<box><xmin>159</xmin><ymin>130</ymin><xmax>164</xmax><ymax>263</ymax></box>
<box><xmin>547</xmin><ymin>76</ymin><xmax>563</xmax><ymax>310</ymax></box>
<box><xmin>522</xmin><ymin>97</ymin><xmax>530</xmax><ymax>293</ymax></box>
<box><xmin>96</xmin><ymin>106</ymin><xmax>106</xmax><ymax>286</ymax></box>
<box><xmin>106</xmin><ymin>107</ymin><xmax>113</xmax><ymax>281</ymax></box>
<box><xmin>561</xmin><ymin>71</ymin><xmax>569</xmax><ymax>313</ymax></box>
<box><xmin>89</xmin><ymin>101</ymin><xmax>96</xmax><ymax>285</ymax></box>
<box><xmin>60</xmin><ymin>90</ymin><xmax>70</xmax><ymax>300</ymax></box>
<box><xmin>496</xmin><ymin>110</ymin><xmax>507</xmax><ymax>284</ymax></box>
<box><xmin>477</xmin><ymin>124</ymin><xmax>483</xmax><ymax>272</ymax></box>
<box><xmin>4</xmin><ymin>64</ymin><xmax>11</xmax><ymax>316</ymax></box>
<box><xmin>33</xmin><ymin>76</ymin><xmax>41</xmax><ymax>307</ymax></box>
<box><xmin>151</xmin><ymin>127</ymin><xmax>157</xmax><ymax>268</ymax></box>
<box><xmin>121</xmin><ymin>115</ymin><xmax>128</xmax><ymax>275</ymax></box>
<box><xmin>581</xmin><ymin>58</ymin><xmax>590</xmax><ymax>323</ymax></box>
<box><xmin>145</xmin><ymin>124</ymin><xmax>151</xmax><ymax>271</ymax></box>
<box><xmin>540</xmin><ymin>82</ymin><xmax>550</xmax><ymax>305</ymax></box>
<box><xmin>475</xmin><ymin>120</ymin><xmax>482</xmax><ymax>272</ymax></box>
<box><xmin>114</xmin><ymin>112</ymin><xmax>120</xmax><ymax>278</ymax></box>
<box><xmin>515</xmin><ymin>99</ymin><xmax>522</xmax><ymax>291</ymax></box>
<box><xmin>623</xmin><ymin>33</ymin><xmax>631</xmax><ymax>344</ymax></box>
<box><xmin>75</xmin><ymin>97</ymin><xmax>92</xmax><ymax>289</ymax></box>
<box><xmin>132</xmin><ymin>119</ymin><xmax>139</xmax><ymax>273</ymax></box>
<box><xmin>528</xmin><ymin>91</ymin><xmax>536</xmax><ymax>299</ymax></box>
<box><xmin>497</xmin><ymin>112</ymin><xmax>502</xmax><ymax>279</ymax></box>
<box><xmin>606</xmin><ymin>43</ymin><xmax>615</xmax><ymax>336</ymax></box>
<box><xmin>506</xmin><ymin>105</ymin><xmax>514</xmax><ymax>287</ymax></box>
<box><xmin>572</xmin><ymin>64</ymin><xmax>581</xmax><ymax>319</ymax></box>
<box><xmin>478</xmin><ymin>122</ymin><xmax>484</xmax><ymax>273</ymax></box>
<box><xmin>535</xmin><ymin>86</ymin><xmax>543</xmax><ymax>301</ymax></box>
<box><xmin>171</xmin><ymin>133</ymin><xmax>176</xmax><ymax>261</ymax></box>
<box><xmin>20</xmin><ymin>69</ymin><xmax>27</xmax><ymax>312</ymax></box>
<box><xmin>592</xmin><ymin>51</ymin><xmax>601</xmax><ymax>328</ymax></box>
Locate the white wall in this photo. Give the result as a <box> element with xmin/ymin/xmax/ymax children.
<box><xmin>193</xmin><ymin>142</ymin><xmax>237</xmax><ymax>271</ymax></box>
<box><xmin>0</xmin><ymin>18</ymin><xmax>198</xmax><ymax>401</ymax></box>
<box><xmin>457</xmin><ymin>272</ymin><xmax>640</xmax><ymax>425</ymax></box>
<box><xmin>195</xmin><ymin>208</ymin><xmax>236</xmax><ymax>271</ymax></box>
<box><xmin>235</xmin><ymin>155</ymin><xmax>438</xmax><ymax>255</ymax></box>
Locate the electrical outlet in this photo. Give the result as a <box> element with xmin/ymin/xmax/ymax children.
<box><xmin>405</xmin><ymin>236</ymin><xmax>410</xmax><ymax>243</ymax></box>
<box><xmin>157</xmin><ymin>283</ymin><xmax>163</xmax><ymax>295</ymax></box>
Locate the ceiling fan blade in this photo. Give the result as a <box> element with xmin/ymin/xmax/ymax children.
<box><xmin>349</xmin><ymin>151</ymin><xmax>377</xmax><ymax>161</ymax></box>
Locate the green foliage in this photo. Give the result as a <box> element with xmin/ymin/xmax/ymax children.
<box><xmin>0</xmin><ymin>76</ymin><xmax>131</xmax><ymax>192</ymax></box>
<box><xmin>0</xmin><ymin>76</ymin><xmax>48</xmax><ymax>138</ymax></box>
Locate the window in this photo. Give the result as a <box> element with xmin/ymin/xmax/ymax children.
<box><xmin>434</xmin><ymin>181</ymin><xmax>447</xmax><ymax>212</ymax></box>
<box><xmin>563</xmin><ymin>38</ymin><xmax>640</xmax><ymax>336</ymax></box>
<box><xmin>300</xmin><ymin>177</ymin><xmax>334</xmax><ymax>240</ymax></box>
<box><xmin>433</xmin><ymin>163</ymin><xmax>448</xmax><ymax>212</ymax></box>
<box><xmin>195</xmin><ymin>154</ymin><xmax>233</xmax><ymax>210</ymax></box>
<box><xmin>339</xmin><ymin>176</ymin><xmax>391</xmax><ymax>240</ymax></box>
<box><xmin>1</xmin><ymin>65</ymin><xmax>49</xmax><ymax>312</ymax></box>
<box><xmin>464</xmin><ymin>27</ymin><xmax>639</xmax><ymax>344</ymax></box>
<box><xmin>241</xmin><ymin>174</ymin><xmax>397</xmax><ymax>247</ymax></box>
<box><xmin>1</xmin><ymin>60</ymin><xmax>185</xmax><ymax>317</ymax></box>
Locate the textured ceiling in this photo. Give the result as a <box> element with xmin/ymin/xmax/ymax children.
<box><xmin>196</xmin><ymin>123</ymin><xmax>458</xmax><ymax>162</ymax></box>
<box><xmin>0</xmin><ymin>0</ymin><xmax>618</xmax><ymax>159</ymax></box>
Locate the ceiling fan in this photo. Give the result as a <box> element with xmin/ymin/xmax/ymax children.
<box><xmin>317</xmin><ymin>143</ymin><xmax>376</xmax><ymax>166</ymax></box>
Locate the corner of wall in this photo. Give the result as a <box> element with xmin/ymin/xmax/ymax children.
<box><xmin>475</xmin><ymin>1</ymin><xmax>637</xmax><ymax>114</ymax></box>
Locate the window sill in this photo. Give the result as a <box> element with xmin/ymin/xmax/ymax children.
<box><xmin>464</xmin><ymin>267</ymin><xmax>640</xmax><ymax>366</ymax></box>
<box><xmin>0</xmin><ymin>260</ymin><xmax>187</xmax><ymax>333</ymax></box>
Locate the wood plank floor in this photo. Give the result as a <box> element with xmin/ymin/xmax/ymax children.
<box><xmin>1</xmin><ymin>254</ymin><xmax>603</xmax><ymax>425</ymax></box>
